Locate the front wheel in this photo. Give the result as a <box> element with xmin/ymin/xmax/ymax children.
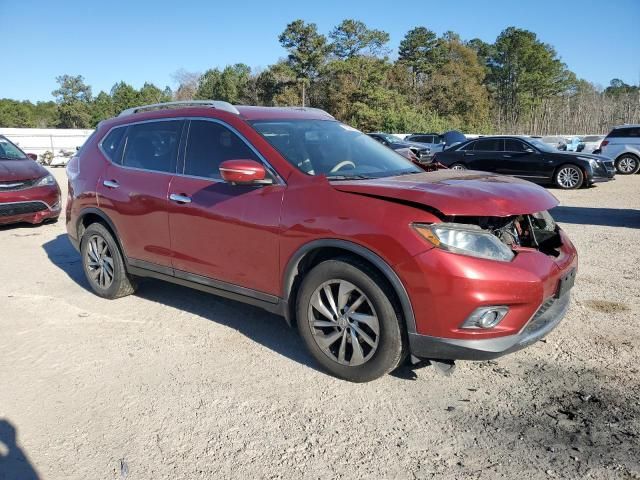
<box><xmin>555</xmin><ymin>164</ymin><xmax>584</xmax><ymax>189</ymax></box>
<box><xmin>450</xmin><ymin>163</ymin><xmax>467</xmax><ymax>171</ymax></box>
<box><xmin>615</xmin><ymin>154</ymin><xmax>640</xmax><ymax>175</ymax></box>
<box><xmin>296</xmin><ymin>258</ymin><xmax>406</xmax><ymax>382</ymax></box>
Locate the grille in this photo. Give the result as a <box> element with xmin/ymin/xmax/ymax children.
<box><xmin>0</xmin><ymin>201</ymin><xmax>48</xmax><ymax>217</ymax></box>
<box><xmin>0</xmin><ymin>178</ymin><xmax>37</xmax><ymax>191</ymax></box>
<box><xmin>521</xmin><ymin>298</ymin><xmax>556</xmax><ymax>336</ymax></box>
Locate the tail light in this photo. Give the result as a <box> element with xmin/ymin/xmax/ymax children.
<box><xmin>600</xmin><ymin>140</ymin><xmax>609</xmax><ymax>147</ymax></box>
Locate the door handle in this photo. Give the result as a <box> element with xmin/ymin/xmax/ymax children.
<box><xmin>464</xmin><ymin>152</ymin><xmax>475</xmax><ymax>156</ymax></box>
<box><xmin>503</xmin><ymin>154</ymin><xmax>512</xmax><ymax>158</ymax></box>
<box><xmin>103</xmin><ymin>179</ymin><xmax>119</xmax><ymax>188</ymax></box>
<box><xmin>169</xmin><ymin>193</ymin><xmax>192</xmax><ymax>204</ymax></box>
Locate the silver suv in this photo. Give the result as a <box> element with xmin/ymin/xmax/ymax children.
<box><xmin>601</xmin><ymin>125</ymin><xmax>640</xmax><ymax>174</ymax></box>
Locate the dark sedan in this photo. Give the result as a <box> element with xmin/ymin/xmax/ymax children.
<box><xmin>367</xmin><ymin>133</ymin><xmax>430</xmax><ymax>160</ymax></box>
<box><xmin>433</xmin><ymin>136</ymin><xmax>615</xmax><ymax>189</ymax></box>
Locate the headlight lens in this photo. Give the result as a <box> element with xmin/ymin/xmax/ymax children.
<box><xmin>35</xmin><ymin>174</ymin><xmax>56</xmax><ymax>187</ymax></box>
<box><xmin>413</xmin><ymin>222</ymin><xmax>515</xmax><ymax>262</ymax></box>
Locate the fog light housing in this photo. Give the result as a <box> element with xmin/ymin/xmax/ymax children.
<box><xmin>461</xmin><ymin>306</ymin><xmax>509</xmax><ymax>329</ymax></box>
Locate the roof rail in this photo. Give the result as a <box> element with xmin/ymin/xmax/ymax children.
<box><xmin>118</xmin><ymin>100</ymin><xmax>240</xmax><ymax>117</ymax></box>
<box><xmin>280</xmin><ymin>107</ymin><xmax>334</xmax><ymax>119</ymax></box>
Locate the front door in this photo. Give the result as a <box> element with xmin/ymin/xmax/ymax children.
<box><xmin>167</xmin><ymin>119</ymin><xmax>284</xmax><ymax>296</ymax></box>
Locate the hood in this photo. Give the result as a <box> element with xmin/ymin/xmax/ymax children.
<box><xmin>0</xmin><ymin>159</ymin><xmax>47</xmax><ymax>182</ymax></box>
<box><xmin>332</xmin><ymin>170</ymin><xmax>559</xmax><ymax>217</ymax></box>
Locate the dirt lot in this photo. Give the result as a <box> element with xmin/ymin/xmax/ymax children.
<box><xmin>1</xmin><ymin>168</ymin><xmax>639</xmax><ymax>480</ymax></box>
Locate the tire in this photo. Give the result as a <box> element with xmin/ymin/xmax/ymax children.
<box><xmin>296</xmin><ymin>257</ymin><xmax>406</xmax><ymax>382</ymax></box>
<box><xmin>80</xmin><ymin>223</ymin><xmax>136</xmax><ymax>299</ymax></box>
<box><xmin>554</xmin><ymin>164</ymin><xmax>584</xmax><ymax>189</ymax></box>
<box><xmin>450</xmin><ymin>163</ymin><xmax>467</xmax><ymax>171</ymax></box>
<box><xmin>615</xmin><ymin>154</ymin><xmax>640</xmax><ymax>175</ymax></box>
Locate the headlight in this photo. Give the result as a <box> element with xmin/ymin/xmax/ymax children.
<box><xmin>413</xmin><ymin>222</ymin><xmax>515</xmax><ymax>262</ymax></box>
<box><xmin>35</xmin><ymin>174</ymin><xmax>56</xmax><ymax>187</ymax></box>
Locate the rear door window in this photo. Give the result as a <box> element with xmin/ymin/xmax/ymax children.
<box><xmin>474</xmin><ymin>139</ymin><xmax>503</xmax><ymax>151</ymax></box>
<box><xmin>121</xmin><ymin>120</ymin><xmax>183</xmax><ymax>173</ymax></box>
<box><xmin>183</xmin><ymin>120</ymin><xmax>260</xmax><ymax>179</ymax></box>
<box><xmin>100</xmin><ymin>127</ymin><xmax>126</xmax><ymax>163</ymax></box>
<box><xmin>608</xmin><ymin>127</ymin><xmax>640</xmax><ymax>138</ymax></box>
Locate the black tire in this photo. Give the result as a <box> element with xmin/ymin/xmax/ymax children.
<box><xmin>450</xmin><ymin>163</ymin><xmax>467</xmax><ymax>171</ymax></box>
<box><xmin>80</xmin><ymin>223</ymin><xmax>136</xmax><ymax>299</ymax></box>
<box><xmin>296</xmin><ymin>257</ymin><xmax>406</xmax><ymax>382</ymax></box>
<box><xmin>554</xmin><ymin>164</ymin><xmax>584</xmax><ymax>189</ymax></box>
<box><xmin>615</xmin><ymin>154</ymin><xmax>640</xmax><ymax>175</ymax></box>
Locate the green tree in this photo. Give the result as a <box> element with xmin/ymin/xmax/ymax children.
<box><xmin>91</xmin><ymin>91</ymin><xmax>116</xmax><ymax>126</ymax></box>
<box><xmin>398</xmin><ymin>26</ymin><xmax>441</xmax><ymax>76</ymax></box>
<box><xmin>110</xmin><ymin>82</ymin><xmax>140</xmax><ymax>114</ymax></box>
<box><xmin>329</xmin><ymin>19</ymin><xmax>390</xmax><ymax>58</ymax></box>
<box><xmin>52</xmin><ymin>75</ymin><xmax>92</xmax><ymax>128</ymax></box>
<box><xmin>195</xmin><ymin>64</ymin><xmax>252</xmax><ymax>103</ymax></box>
<box><xmin>487</xmin><ymin>27</ymin><xmax>575</xmax><ymax>130</ymax></box>
<box><xmin>138</xmin><ymin>82</ymin><xmax>172</xmax><ymax>105</ymax></box>
<box><xmin>279</xmin><ymin>20</ymin><xmax>329</xmax><ymax>105</ymax></box>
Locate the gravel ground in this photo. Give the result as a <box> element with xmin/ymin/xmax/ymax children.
<box><xmin>1</xmin><ymin>168</ymin><xmax>638</xmax><ymax>480</ymax></box>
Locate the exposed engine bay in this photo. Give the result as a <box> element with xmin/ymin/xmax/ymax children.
<box><xmin>451</xmin><ymin>211</ymin><xmax>563</xmax><ymax>257</ymax></box>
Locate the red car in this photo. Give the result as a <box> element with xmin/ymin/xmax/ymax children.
<box><xmin>66</xmin><ymin>101</ymin><xmax>577</xmax><ymax>382</ymax></box>
<box><xmin>0</xmin><ymin>135</ymin><xmax>61</xmax><ymax>226</ymax></box>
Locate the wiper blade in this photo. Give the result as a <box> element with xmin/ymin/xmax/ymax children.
<box><xmin>326</xmin><ymin>174</ymin><xmax>373</xmax><ymax>180</ymax></box>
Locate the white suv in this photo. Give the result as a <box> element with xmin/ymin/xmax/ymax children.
<box><xmin>600</xmin><ymin>125</ymin><xmax>640</xmax><ymax>174</ymax></box>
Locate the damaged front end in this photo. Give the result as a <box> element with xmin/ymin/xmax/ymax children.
<box><xmin>450</xmin><ymin>210</ymin><xmax>563</xmax><ymax>258</ymax></box>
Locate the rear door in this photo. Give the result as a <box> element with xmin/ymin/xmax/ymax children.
<box><xmin>469</xmin><ymin>138</ymin><xmax>503</xmax><ymax>171</ymax></box>
<box><xmin>167</xmin><ymin>119</ymin><xmax>285</xmax><ymax>296</ymax></box>
<box><xmin>96</xmin><ymin>119</ymin><xmax>184</xmax><ymax>269</ymax></box>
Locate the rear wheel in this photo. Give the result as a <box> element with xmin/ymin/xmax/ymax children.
<box><xmin>450</xmin><ymin>163</ymin><xmax>467</xmax><ymax>171</ymax></box>
<box><xmin>615</xmin><ymin>154</ymin><xmax>640</xmax><ymax>175</ymax></box>
<box><xmin>555</xmin><ymin>164</ymin><xmax>584</xmax><ymax>189</ymax></box>
<box><xmin>296</xmin><ymin>258</ymin><xmax>406</xmax><ymax>382</ymax></box>
<box><xmin>80</xmin><ymin>223</ymin><xmax>137</xmax><ymax>299</ymax></box>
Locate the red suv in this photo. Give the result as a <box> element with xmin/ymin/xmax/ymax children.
<box><xmin>66</xmin><ymin>101</ymin><xmax>577</xmax><ymax>382</ymax></box>
<box><xmin>0</xmin><ymin>135</ymin><xmax>61</xmax><ymax>226</ymax></box>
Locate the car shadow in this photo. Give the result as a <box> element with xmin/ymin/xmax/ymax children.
<box><xmin>0</xmin><ymin>419</ymin><xmax>40</xmax><ymax>480</ymax></box>
<box><xmin>41</xmin><ymin>234</ymin><xmax>323</xmax><ymax>374</ymax></box>
<box><xmin>551</xmin><ymin>206</ymin><xmax>640</xmax><ymax>229</ymax></box>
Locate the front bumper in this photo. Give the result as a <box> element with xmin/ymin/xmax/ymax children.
<box><xmin>408</xmin><ymin>292</ymin><xmax>570</xmax><ymax>360</ymax></box>
<box><xmin>0</xmin><ymin>185</ymin><xmax>61</xmax><ymax>226</ymax></box>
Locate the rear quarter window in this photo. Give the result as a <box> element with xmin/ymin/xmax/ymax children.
<box><xmin>100</xmin><ymin>127</ymin><xmax>126</xmax><ymax>163</ymax></box>
<box><xmin>607</xmin><ymin>127</ymin><xmax>640</xmax><ymax>138</ymax></box>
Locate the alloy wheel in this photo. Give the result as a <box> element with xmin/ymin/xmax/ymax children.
<box><xmin>85</xmin><ymin>235</ymin><xmax>115</xmax><ymax>289</ymax></box>
<box><xmin>557</xmin><ymin>167</ymin><xmax>580</xmax><ymax>188</ymax></box>
<box><xmin>451</xmin><ymin>164</ymin><xmax>466</xmax><ymax>171</ymax></box>
<box><xmin>307</xmin><ymin>280</ymin><xmax>380</xmax><ymax>366</ymax></box>
<box><xmin>618</xmin><ymin>156</ymin><xmax>638</xmax><ymax>174</ymax></box>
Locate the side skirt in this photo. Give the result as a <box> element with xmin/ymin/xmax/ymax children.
<box><xmin>126</xmin><ymin>259</ymin><xmax>287</xmax><ymax>317</ymax></box>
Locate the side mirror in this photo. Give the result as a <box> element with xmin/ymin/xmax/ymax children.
<box><xmin>26</xmin><ymin>153</ymin><xmax>38</xmax><ymax>161</ymax></box>
<box><xmin>219</xmin><ymin>159</ymin><xmax>268</xmax><ymax>185</ymax></box>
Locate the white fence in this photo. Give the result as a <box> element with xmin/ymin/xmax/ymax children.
<box><xmin>0</xmin><ymin>128</ymin><xmax>94</xmax><ymax>157</ymax></box>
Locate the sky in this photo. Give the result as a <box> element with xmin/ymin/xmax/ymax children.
<box><xmin>2</xmin><ymin>0</ymin><xmax>639</xmax><ymax>102</ymax></box>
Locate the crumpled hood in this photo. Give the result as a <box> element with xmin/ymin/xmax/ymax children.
<box><xmin>332</xmin><ymin>170</ymin><xmax>559</xmax><ymax>217</ymax></box>
<box><xmin>0</xmin><ymin>159</ymin><xmax>47</xmax><ymax>182</ymax></box>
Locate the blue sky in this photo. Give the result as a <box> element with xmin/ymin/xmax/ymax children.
<box><xmin>2</xmin><ymin>0</ymin><xmax>639</xmax><ymax>101</ymax></box>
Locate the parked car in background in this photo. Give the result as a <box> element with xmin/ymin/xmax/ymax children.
<box><xmin>600</xmin><ymin>125</ymin><xmax>640</xmax><ymax>174</ymax></box>
<box><xmin>50</xmin><ymin>148</ymin><xmax>77</xmax><ymax>167</ymax></box>
<box><xmin>577</xmin><ymin>135</ymin><xmax>605</xmax><ymax>153</ymax></box>
<box><xmin>367</xmin><ymin>132</ymin><xmax>430</xmax><ymax>159</ymax></box>
<box><xmin>433</xmin><ymin>135</ymin><xmax>615</xmax><ymax>189</ymax></box>
<box><xmin>404</xmin><ymin>133</ymin><xmax>445</xmax><ymax>155</ymax></box>
<box><xmin>0</xmin><ymin>135</ymin><xmax>61</xmax><ymax>225</ymax></box>
<box><xmin>66</xmin><ymin>101</ymin><xmax>578</xmax><ymax>382</ymax></box>
<box><xmin>541</xmin><ymin>136</ymin><xmax>568</xmax><ymax>151</ymax></box>
<box><xmin>565</xmin><ymin>137</ymin><xmax>582</xmax><ymax>152</ymax></box>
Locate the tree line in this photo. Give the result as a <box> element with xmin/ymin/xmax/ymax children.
<box><xmin>1</xmin><ymin>20</ymin><xmax>638</xmax><ymax>135</ymax></box>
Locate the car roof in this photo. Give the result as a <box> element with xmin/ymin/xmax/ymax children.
<box><xmin>613</xmin><ymin>124</ymin><xmax>640</xmax><ymax>129</ymax></box>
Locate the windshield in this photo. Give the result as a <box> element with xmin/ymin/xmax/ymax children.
<box><xmin>583</xmin><ymin>136</ymin><xmax>603</xmax><ymax>142</ymax></box>
<box><xmin>251</xmin><ymin>120</ymin><xmax>421</xmax><ymax>179</ymax></box>
<box><xmin>0</xmin><ymin>137</ymin><xmax>28</xmax><ymax>160</ymax></box>
<box><xmin>378</xmin><ymin>133</ymin><xmax>401</xmax><ymax>144</ymax></box>
<box><xmin>528</xmin><ymin>138</ymin><xmax>557</xmax><ymax>153</ymax></box>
